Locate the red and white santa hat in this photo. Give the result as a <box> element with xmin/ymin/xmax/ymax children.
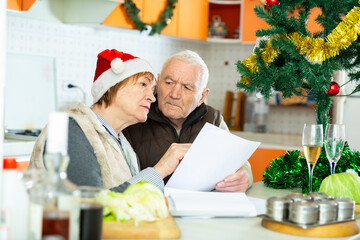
<box><xmin>91</xmin><ymin>49</ymin><xmax>155</xmax><ymax>103</ymax></box>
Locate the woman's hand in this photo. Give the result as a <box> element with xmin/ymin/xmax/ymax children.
<box><xmin>153</xmin><ymin>143</ymin><xmax>191</xmax><ymax>179</ymax></box>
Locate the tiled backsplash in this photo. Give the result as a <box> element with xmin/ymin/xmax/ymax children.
<box><xmin>6</xmin><ymin>15</ymin><xmax>316</xmax><ymax>135</ymax></box>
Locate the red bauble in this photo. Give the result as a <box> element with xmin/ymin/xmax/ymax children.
<box><xmin>328</xmin><ymin>81</ymin><xmax>340</xmax><ymax>96</ymax></box>
<box><xmin>266</xmin><ymin>0</ymin><xmax>280</xmax><ymax>7</ymax></box>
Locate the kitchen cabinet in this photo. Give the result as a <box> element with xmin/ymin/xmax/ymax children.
<box><xmin>306</xmin><ymin>7</ymin><xmax>323</xmax><ymax>34</ymax></box>
<box><xmin>177</xmin><ymin>0</ymin><xmax>208</xmax><ymax>40</ymax></box>
<box><xmin>248</xmin><ymin>148</ymin><xmax>288</xmax><ymax>182</ymax></box>
<box><xmin>208</xmin><ymin>0</ymin><xmax>242</xmax><ymax>42</ymax></box>
<box><xmin>241</xmin><ymin>0</ymin><xmax>269</xmax><ymax>43</ymax></box>
<box><xmin>104</xmin><ymin>1</ymin><xmax>145</xmax><ymax>31</ymax></box>
<box><xmin>7</xmin><ymin>0</ymin><xmax>36</xmax><ymax>11</ymax></box>
<box><xmin>230</xmin><ymin>131</ymin><xmax>302</xmax><ymax>182</ymax></box>
<box><xmin>207</xmin><ymin>0</ymin><xmax>269</xmax><ymax>43</ymax></box>
<box><xmin>103</xmin><ymin>0</ymin><xmax>208</xmax><ymax>40</ymax></box>
<box><xmin>210</xmin><ymin>0</ymin><xmax>323</xmax><ymax>43</ymax></box>
<box><xmin>243</xmin><ymin>1</ymin><xmax>323</xmax><ymax>43</ymax></box>
<box><xmin>143</xmin><ymin>0</ymin><xmax>179</xmax><ymax>37</ymax></box>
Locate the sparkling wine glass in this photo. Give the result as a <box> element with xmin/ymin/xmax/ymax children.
<box><xmin>325</xmin><ymin>124</ymin><xmax>345</xmax><ymax>174</ymax></box>
<box><xmin>302</xmin><ymin>124</ymin><xmax>323</xmax><ymax>193</ymax></box>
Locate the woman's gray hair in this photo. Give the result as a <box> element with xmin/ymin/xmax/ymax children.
<box><xmin>165</xmin><ymin>50</ymin><xmax>209</xmax><ymax>90</ymax></box>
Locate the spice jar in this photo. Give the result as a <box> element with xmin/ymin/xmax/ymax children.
<box><xmin>334</xmin><ymin>197</ymin><xmax>355</xmax><ymax>221</ymax></box>
<box><xmin>315</xmin><ymin>198</ymin><xmax>338</xmax><ymax>224</ymax></box>
<box><xmin>287</xmin><ymin>193</ymin><xmax>312</xmax><ymax>202</ymax></box>
<box><xmin>266</xmin><ymin>197</ymin><xmax>292</xmax><ymax>221</ymax></box>
<box><xmin>308</xmin><ymin>192</ymin><xmax>330</xmax><ymax>200</ymax></box>
<box><xmin>289</xmin><ymin>200</ymin><xmax>319</xmax><ymax>224</ymax></box>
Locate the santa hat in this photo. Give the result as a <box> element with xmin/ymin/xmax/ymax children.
<box><xmin>91</xmin><ymin>49</ymin><xmax>155</xmax><ymax>103</ymax></box>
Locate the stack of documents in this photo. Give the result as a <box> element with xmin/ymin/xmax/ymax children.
<box><xmin>165</xmin><ymin>187</ymin><xmax>257</xmax><ymax>217</ymax></box>
<box><xmin>164</xmin><ymin>123</ymin><xmax>261</xmax><ymax>217</ymax></box>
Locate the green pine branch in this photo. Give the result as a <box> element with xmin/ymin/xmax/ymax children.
<box><xmin>237</xmin><ymin>0</ymin><xmax>360</xmax><ymax>127</ymax></box>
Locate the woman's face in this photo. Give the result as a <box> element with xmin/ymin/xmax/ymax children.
<box><xmin>112</xmin><ymin>74</ymin><xmax>156</xmax><ymax>125</ymax></box>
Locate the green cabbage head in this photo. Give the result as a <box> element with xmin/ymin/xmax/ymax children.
<box><xmin>94</xmin><ymin>181</ymin><xmax>169</xmax><ymax>222</ymax></box>
<box><xmin>319</xmin><ymin>172</ymin><xmax>360</xmax><ymax>203</ymax></box>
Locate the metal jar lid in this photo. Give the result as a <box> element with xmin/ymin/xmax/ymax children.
<box><xmin>315</xmin><ymin>198</ymin><xmax>338</xmax><ymax>224</ymax></box>
<box><xmin>266</xmin><ymin>196</ymin><xmax>292</xmax><ymax>221</ymax></box>
<box><xmin>286</xmin><ymin>193</ymin><xmax>312</xmax><ymax>202</ymax></box>
<box><xmin>308</xmin><ymin>192</ymin><xmax>330</xmax><ymax>200</ymax></box>
<box><xmin>334</xmin><ymin>197</ymin><xmax>355</xmax><ymax>221</ymax></box>
<box><xmin>289</xmin><ymin>200</ymin><xmax>319</xmax><ymax>224</ymax></box>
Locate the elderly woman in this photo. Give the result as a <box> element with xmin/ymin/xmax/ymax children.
<box><xmin>29</xmin><ymin>49</ymin><xmax>190</xmax><ymax>192</ymax></box>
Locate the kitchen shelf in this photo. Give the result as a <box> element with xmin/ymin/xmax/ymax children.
<box><xmin>208</xmin><ymin>1</ymin><xmax>241</xmax><ymax>42</ymax></box>
<box><xmin>269</xmin><ymin>104</ymin><xmax>316</xmax><ymax>109</ymax></box>
<box><xmin>207</xmin><ymin>38</ymin><xmax>242</xmax><ymax>43</ymax></box>
<box><xmin>209</xmin><ymin>0</ymin><xmax>242</xmax><ymax>5</ymax></box>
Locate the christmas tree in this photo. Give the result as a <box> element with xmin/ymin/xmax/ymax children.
<box><xmin>236</xmin><ymin>0</ymin><xmax>360</xmax><ymax>192</ymax></box>
<box><xmin>236</xmin><ymin>0</ymin><xmax>360</xmax><ymax>127</ymax></box>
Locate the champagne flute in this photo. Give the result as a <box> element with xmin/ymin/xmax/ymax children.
<box><xmin>302</xmin><ymin>124</ymin><xmax>323</xmax><ymax>193</ymax></box>
<box><xmin>325</xmin><ymin>124</ymin><xmax>345</xmax><ymax>174</ymax></box>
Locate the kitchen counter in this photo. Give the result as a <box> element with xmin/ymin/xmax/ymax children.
<box><xmin>174</xmin><ymin>182</ymin><xmax>360</xmax><ymax>240</ymax></box>
<box><xmin>3</xmin><ymin>139</ymin><xmax>35</xmax><ymax>156</ymax></box>
<box><xmin>231</xmin><ymin>131</ymin><xmax>302</xmax><ymax>151</ymax></box>
<box><xmin>3</xmin><ymin>137</ymin><xmax>36</xmax><ymax>170</ymax></box>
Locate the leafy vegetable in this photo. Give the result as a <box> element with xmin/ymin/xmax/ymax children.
<box><xmin>95</xmin><ymin>181</ymin><xmax>169</xmax><ymax>222</ymax></box>
<box><xmin>319</xmin><ymin>172</ymin><xmax>360</xmax><ymax>203</ymax></box>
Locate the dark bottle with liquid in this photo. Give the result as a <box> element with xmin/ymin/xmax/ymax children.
<box><xmin>29</xmin><ymin>112</ymin><xmax>80</xmax><ymax>240</ymax></box>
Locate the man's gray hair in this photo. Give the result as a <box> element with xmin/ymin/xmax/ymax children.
<box><xmin>165</xmin><ymin>50</ymin><xmax>209</xmax><ymax>90</ymax></box>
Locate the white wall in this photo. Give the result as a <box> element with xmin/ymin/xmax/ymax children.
<box><xmin>1</xmin><ymin>0</ymin><xmax>7</xmax><ymax>171</ymax></box>
<box><xmin>5</xmin><ymin>2</ymin><xmax>317</xmax><ymax>136</ymax></box>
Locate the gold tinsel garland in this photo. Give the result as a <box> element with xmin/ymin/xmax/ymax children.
<box><xmin>240</xmin><ymin>1</ymin><xmax>360</xmax><ymax>85</ymax></box>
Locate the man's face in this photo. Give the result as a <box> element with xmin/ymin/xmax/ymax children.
<box><xmin>156</xmin><ymin>58</ymin><xmax>208</xmax><ymax>122</ymax></box>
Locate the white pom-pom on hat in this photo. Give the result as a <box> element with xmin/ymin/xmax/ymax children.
<box><xmin>111</xmin><ymin>58</ymin><xmax>125</xmax><ymax>74</ymax></box>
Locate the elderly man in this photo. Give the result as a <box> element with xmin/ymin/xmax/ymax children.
<box><xmin>123</xmin><ymin>50</ymin><xmax>253</xmax><ymax>192</ymax></box>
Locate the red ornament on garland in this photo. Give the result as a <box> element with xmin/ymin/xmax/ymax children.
<box><xmin>266</xmin><ymin>0</ymin><xmax>280</xmax><ymax>7</ymax></box>
<box><xmin>328</xmin><ymin>81</ymin><xmax>340</xmax><ymax>96</ymax></box>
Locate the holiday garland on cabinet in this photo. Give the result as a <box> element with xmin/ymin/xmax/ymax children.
<box><xmin>122</xmin><ymin>0</ymin><xmax>178</xmax><ymax>36</ymax></box>
<box><xmin>236</xmin><ymin>0</ymin><xmax>360</xmax><ymax>193</ymax></box>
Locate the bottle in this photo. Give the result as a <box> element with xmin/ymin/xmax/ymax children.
<box><xmin>244</xmin><ymin>93</ymin><xmax>256</xmax><ymax>132</ymax></box>
<box><xmin>0</xmin><ymin>157</ymin><xmax>29</xmax><ymax>239</ymax></box>
<box><xmin>254</xmin><ymin>95</ymin><xmax>269</xmax><ymax>133</ymax></box>
<box><xmin>29</xmin><ymin>112</ymin><xmax>80</xmax><ymax>240</ymax></box>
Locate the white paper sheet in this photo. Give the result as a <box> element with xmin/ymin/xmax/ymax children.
<box><xmin>248</xmin><ymin>197</ymin><xmax>266</xmax><ymax>215</ymax></box>
<box><xmin>164</xmin><ymin>187</ymin><xmax>257</xmax><ymax>217</ymax></box>
<box><xmin>166</xmin><ymin>123</ymin><xmax>261</xmax><ymax>191</ymax></box>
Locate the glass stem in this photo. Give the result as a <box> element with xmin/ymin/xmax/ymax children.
<box><xmin>308</xmin><ymin>163</ymin><xmax>314</xmax><ymax>193</ymax></box>
<box><xmin>331</xmin><ymin>162</ymin><xmax>336</xmax><ymax>174</ymax></box>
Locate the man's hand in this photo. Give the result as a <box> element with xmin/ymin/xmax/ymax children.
<box><xmin>153</xmin><ymin>143</ymin><xmax>191</xmax><ymax>179</ymax></box>
<box><xmin>215</xmin><ymin>167</ymin><xmax>249</xmax><ymax>192</ymax></box>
